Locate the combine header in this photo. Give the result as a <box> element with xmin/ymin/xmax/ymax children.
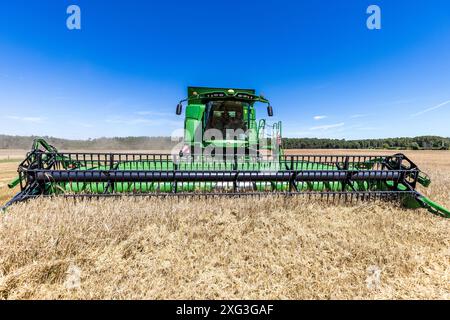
<box><xmin>2</xmin><ymin>87</ymin><xmax>449</xmax><ymax>217</ymax></box>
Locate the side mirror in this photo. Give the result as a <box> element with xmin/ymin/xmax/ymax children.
<box><xmin>267</xmin><ymin>105</ymin><xmax>273</xmax><ymax>117</ymax></box>
<box><xmin>176</xmin><ymin>103</ymin><xmax>183</xmax><ymax>115</ymax></box>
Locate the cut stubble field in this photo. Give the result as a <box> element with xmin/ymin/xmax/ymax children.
<box><xmin>0</xmin><ymin>150</ymin><xmax>449</xmax><ymax>299</ymax></box>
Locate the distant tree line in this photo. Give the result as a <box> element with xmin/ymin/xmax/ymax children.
<box><xmin>282</xmin><ymin>136</ymin><xmax>450</xmax><ymax>150</ymax></box>
<box><xmin>0</xmin><ymin>135</ymin><xmax>449</xmax><ymax>150</ymax></box>
<box><xmin>0</xmin><ymin>135</ymin><xmax>181</xmax><ymax>150</ymax></box>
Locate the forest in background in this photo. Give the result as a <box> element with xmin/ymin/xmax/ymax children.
<box><xmin>0</xmin><ymin>135</ymin><xmax>181</xmax><ymax>150</ymax></box>
<box><xmin>0</xmin><ymin>135</ymin><xmax>449</xmax><ymax>150</ymax></box>
<box><xmin>282</xmin><ymin>136</ymin><xmax>450</xmax><ymax>150</ymax></box>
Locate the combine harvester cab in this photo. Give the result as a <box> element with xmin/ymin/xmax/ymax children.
<box><xmin>2</xmin><ymin>87</ymin><xmax>449</xmax><ymax>217</ymax></box>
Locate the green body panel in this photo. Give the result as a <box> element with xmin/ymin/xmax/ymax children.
<box><xmin>184</xmin><ymin>104</ymin><xmax>204</xmax><ymax>144</ymax></box>
<box><xmin>8</xmin><ymin>177</ymin><xmax>21</xmax><ymax>189</ymax></box>
<box><xmin>185</xmin><ymin>104</ymin><xmax>204</xmax><ymax>119</ymax></box>
<box><xmin>416</xmin><ymin>196</ymin><xmax>450</xmax><ymax>217</ymax></box>
<box><xmin>203</xmin><ymin>140</ymin><xmax>249</xmax><ymax>148</ymax></box>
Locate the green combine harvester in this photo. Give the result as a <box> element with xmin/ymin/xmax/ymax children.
<box><xmin>2</xmin><ymin>86</ymin><xmax>449</xmax><ymax>217</ymax></box>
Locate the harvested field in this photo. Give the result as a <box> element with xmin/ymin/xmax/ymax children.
<box><xmin>0</xmin><ymin>160</ymin><xmax>21</xmax><ymax>204</ymax></box>
<box><xmin>0</xmin><ymin>150</ymin><xmax>449</xmax><ymax>299</ymax></box>
<box><xmin>0</xmin><ymin>149</ymin><xmax>27</xmax><ymax>160</ymax></box>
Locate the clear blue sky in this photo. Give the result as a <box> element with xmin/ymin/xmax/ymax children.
<box><xmin>0</xmin><ymin>0</ymin><xmax>449</xmax><ymax>139</ymax></box>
